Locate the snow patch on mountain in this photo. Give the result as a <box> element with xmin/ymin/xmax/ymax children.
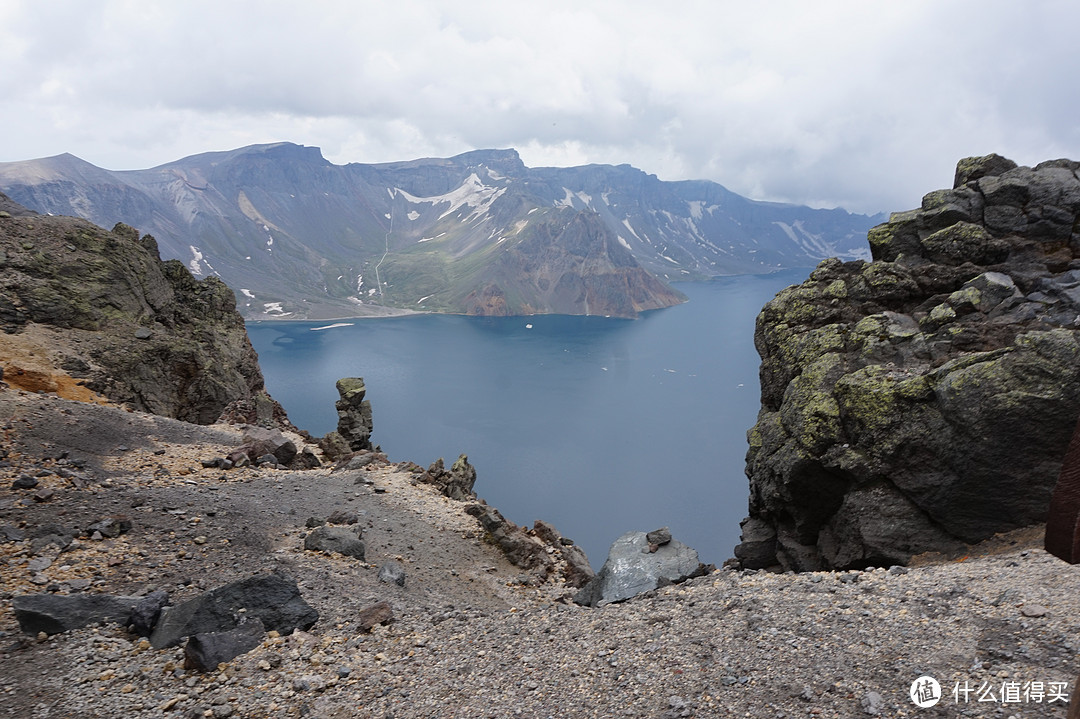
<box><xmin>395</xmin><ymin>173</ymin><xmax>505</xmax><ymax>223</ymax></box>
<box><xmin>187</xmin><ymin>245</ymin><xmax>216</xmax><ymax>276</ymax></box>
<box><xmin>262</xmin><ymin>302</ymin><xmax>291</xmax><ymax>317</ymax></box>
<box><xmin>555</xmin><ymin>188</ymin><xmax>576</xmax><ymax>208</ymax></box>
<box><xmin>773</xmin><ymin>220</ymin><xmax>870</xmax><ymax>260</ymax></box>
<box><xmin>620</xmin><ymin>219</ymin><xmax>642</xmax><ymax>241</ymax></box>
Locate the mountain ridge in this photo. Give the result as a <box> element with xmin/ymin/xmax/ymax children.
<box><xmin>0</xmin><ymin>143</ymin><xmax>882</xmax><ymax>319</ymax></box>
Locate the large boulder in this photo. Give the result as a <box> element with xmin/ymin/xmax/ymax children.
<box><xmin>13</xmin><ymin>593</ymin><xmax>142</xmax><ymax>635</ymax></box>
<box><xmin>150</xmin><ymin>573</ymin><xmax>317</xmax><ymax>649</ymax></box>
<box><xmin>574</xmin><ymin>531</ymin><xmax>706</xmax><ymax>607</ymax></box>
<box><xmin>740</xmin><ymin>155</ymin><xmax>1080</xmax><ymax>571</ymax></box>
<box><xmin>0</xmin><ymin>203</ymin><xmax>279</xmax><ymax>424</ymax></box>
<box><xmin>235</xmin><ymin>426</ymin><xmax>298</xmax><ymax>465</ymax></box>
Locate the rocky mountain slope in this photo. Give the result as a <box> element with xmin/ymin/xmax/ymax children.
<box><xmin>0</xmin><ymin>144</ymin><xmax>880</xmax><ymax>319</ymax></box>
<box><xmin>737</xmin><ymin>154</ymin><xmax>1080</xmax><ymax>572</ymax></box>
<box><xmin>0</xmin><ymin>193</ymin><xmax>278</xmax><ymax>424</ymax></box>
<box><xmin>1</xmin><ymin>385</ymin><xmax>1077</xmax><ymax>718</ymax></box>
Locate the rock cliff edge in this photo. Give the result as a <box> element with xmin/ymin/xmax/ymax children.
<box><xmin>738</xmin><ymin>154</ymin><xmax>1080</xmax><ymax>571</ymax></box>
<box><xmin>0</xmin><ymin>192</ymin><xmax>279</xmax><ymax>424</ymax></box>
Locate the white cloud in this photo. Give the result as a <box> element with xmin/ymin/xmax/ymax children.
<box><xmin>2</xmin><ymin>0</ymin><xmax>1079</xmax><ymax>214</ymax></box>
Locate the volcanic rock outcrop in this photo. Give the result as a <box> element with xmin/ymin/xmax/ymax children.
<box><xmin>0</xmin><ymin>194</ymin><xmax>278</xmax><ymax>423</ymax></box>
<box><xmin>738</xmin><ymin>154</ymin><xmax>1080</xmax><ymax>571</ymax></box>
<box><xmin>316</xmin><ymin>377</ymin><xmax>374</xmax><ymax>459</ymax></box>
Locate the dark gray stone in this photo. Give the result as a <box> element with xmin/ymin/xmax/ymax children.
<box><xmin>12</xmin><ymin>475</ymin><xmax>38</xmax><ymax>489</ymax></box>
<box><xmin>574</xmin><ymin>531</ymin><xmax>706</xmax><ymax>607</ymax></box>
<box><xmin>560</xmin><ymin>543</ymin><xmax>596</xmax><ymax>589</ymax></box>
<box><xmin>0</xmin><ymin>524</ymin><xmax>26</xmax><ymax>541</ymax></box>
<box><xmin>296</xmin><ymin>447</ymin><xmax>321</xmax><ymax>468</ymax></box>
<box><xmin>733</xmin><ymin>517</ymin><xmax>778</xmax><ymax>570</ymax></box>
<box><xmin>183</xmin><ymin>617</ymin><xmax>266</xmax><ymax>672</ymax></box>
<box><xmin>338</xmin><ymin>452</ymin><xmax>377</xmax><ymax>471</ymax></box>
<box><xmin>130</xmin><ymin>590</ymin><xmax>169</xmax><ymax>637</ymax></box>
<box><xmin>326</xmin><ymin>510</ymin><xmax>359</xmax><ymax>525</ymax></box>
<box><xmin>377</xmin><ymin>561</ymin><xmax>406</xmax><ymax>587</ymax></box>
<box><xmin>149</xmin><ymin>573</ymin><xmax>318</xmax><ymax>649</ymax></box>
<box><xmin>29</xmin><ymin>525</ymin><xmax>73</xmax><ymax>553</ymax></box>
<box><xmin>303</xmin><ymin>526</ymin><xmax>365</xmax><ymax>560</ymax></box>
<box><xmin>13</xmin><ymin>593</ymin><xmax>142</xmax><ymax>635</ymax></box>
<box><xmin>954</xmin><ymin>153</ymin><xmax>1018</xmax><ymax>187</ymax></box>
<box><xmin>744</xmin><ymin>154</ymin><xmax>1080</xmax><ymax>572</ymax></box>
<box><xmin>237</xmin><ymin>427</ymin><xmax>297</xmax><ymax>465</ymax></box>
<box><xmin>646</xmin><ymin>527</ymin><xmax>672</xmax><ymax>546</ymax></box>
<box><xmin>86</xmin><ymin>516</ymin><xmax>132</xmax><ymax>538</ymax></box>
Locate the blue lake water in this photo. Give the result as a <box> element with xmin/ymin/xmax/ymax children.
<box><xmin>247</xmin><ymin>269</ymin><xmax>809</xmax><ymax>568</ymax></box>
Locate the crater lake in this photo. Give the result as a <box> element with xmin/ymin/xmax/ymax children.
<box><xmin>247</xmin><ymin>269</ymin><xmax>809</xmax><ymax>568</ymax></box>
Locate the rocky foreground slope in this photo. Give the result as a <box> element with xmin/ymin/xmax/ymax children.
<box><xmin>1</xmin><ymin>389</ymin><xmax>1079</xmax><ymax>719</ymax></box>
<box><xmin>738</xmin><ymin>154</ymin><xmax>1080</xmax><ymax>572</ymax></box>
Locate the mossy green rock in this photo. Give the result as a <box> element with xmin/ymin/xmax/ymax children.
<box><xmin>333</xmin><ymin>377</ymin><xmax>373</xmax><ymax>451</ymax></box>
<box><xmin>0</xmin><ymin>196</ymin><xmax>272</xmax><ymax>423</ymax></box>
<box><xmin>739</xmin><ymin>155</ymin><xmax>1080</xmax><ymax>571</ymax></box>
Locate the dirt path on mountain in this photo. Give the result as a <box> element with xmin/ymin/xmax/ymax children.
<box><xmin>1</xmin><ymin>389</ymin><xmax>1078</xmax><ymax>719</ymax></box>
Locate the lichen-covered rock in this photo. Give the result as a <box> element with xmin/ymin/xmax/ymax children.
<box><xmin>0</xmin><ymin>195</ymin><xmax>277</xmax><ymax>424</ymax></box>
<box><xmin>740</xmin><ymin>156</ymin><xmax>1080</xmax><ymax>571</ymax></box>
<box><xmin>333</xmin><ymin>377</ymin><xmax>373</xmax><ymax>452</ymax></box>
<box><xmin>419</xmin><ymin>454</ymin><xmax>477</xmax><ymax>500</ymax></box>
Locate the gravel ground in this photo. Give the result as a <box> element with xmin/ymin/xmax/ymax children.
<box><xmin>1</xmin><ymin>390</ymin><xmax>1078</xmax><ymax>718</ymax></box>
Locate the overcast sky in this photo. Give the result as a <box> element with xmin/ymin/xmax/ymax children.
<box><xmin>2</xmin><ymin>1</ymin><xmax>1078</xmax><ymax>215</ymax></box>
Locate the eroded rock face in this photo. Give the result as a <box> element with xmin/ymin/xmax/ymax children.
<box><xmin>331</xmin><ymin>377</ymin><xmax>373</xmax><ymax>452</ymax></box>
<box><xmin>0</xmin><ymin>198</ymin><xmax>275</xmax><ymax>424</ymax></box>
<box><xmin>740</xmin><ymin>155</ymin><xmax>1080</xmax><ymax>571</ymax></box>
<box><xmin>463</xmin><ymin>504</ymin><xmax>596</xmax><ymax>588</ymax></box>
<box><xmin>419</xmin><ymin>454</ymin><xmax>477</xmax><ymax>500</ymax></box>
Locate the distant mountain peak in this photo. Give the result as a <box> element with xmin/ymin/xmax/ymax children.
<box><xmin>0</xmin><ymin>145</ymin><xmax>880</xmax><ymax>320</ymax></box>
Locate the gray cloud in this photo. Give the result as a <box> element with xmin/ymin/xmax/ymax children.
<box><xmin>2</xmin><ymin>0</ymin><xmax>1079</xmax><ymax>215</ymax></box>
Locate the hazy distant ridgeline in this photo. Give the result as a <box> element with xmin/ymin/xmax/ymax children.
<box><xmin>0</xmin><ymin>143</ymin><xmax>880</xmax><ymax>319</ymax></box>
